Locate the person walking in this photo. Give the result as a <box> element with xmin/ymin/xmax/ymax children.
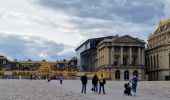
<box><xmin>45</xmin><ymin>75</ymin><xmax>48</xmax><ymax>82</ymax></box>
<box><xmin>129</xmin><ymin>74</ymin><xmax>138</xmax><ymax>96</ymax></box>
<box><xmin>99</xmin><ymin>74</ymin><xmax>106</xmax><ymax>94</ymax></box>
<box><xmin>92</xmin><ymin>74</ymin><xmax>98</xmax><ymax>93</ymax></box>
<box><xmin>60</xmin><ymin>76</ymin><xmax>63</xmax><ymax>84</ymax></box>
<box><xmin>48</xmin><ymin>75</ymin><xmax>51</xmax><ymax>82</ymax></box>
<box><xmin>81</xmin><ymin>74</ymin><xmax>88</xmax><ymax>94</ymax></box>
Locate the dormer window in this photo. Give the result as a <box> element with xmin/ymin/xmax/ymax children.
<box><xmin>3</xmin><ymin>60</ymin><xmax>6</xmax><ymax>65</ymax></box>
<box><xmin>71</xmin><ymin>61</ymin><xmax>74</xmax><ymax>65</ymax></box>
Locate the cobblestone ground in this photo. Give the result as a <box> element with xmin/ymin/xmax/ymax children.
<box><xmin>0</xmin><ymin>80</ymin><xmax>170</xmax><ymax>100</ymax></box>
<box><xmin>0</xmin><ymin>80</ymin><xmax>89</xmax><ymax>100</ymax></box>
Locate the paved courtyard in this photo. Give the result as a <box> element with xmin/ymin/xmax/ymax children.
<box><xmin>0</xmin><ymin>80</ymin><xmax>170</xmax><ymax>100</ymax></box>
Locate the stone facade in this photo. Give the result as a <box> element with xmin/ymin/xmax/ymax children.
<box><xmin>95</xmin><ymin>35</ymin><xmax>145</xmax><ymax>81</ymax></box>
<box><xmin>0</xmin><ymin>56</ymin><xmax>77</xmax><ymax>79</ymax></box>
<box><xmin>145</xmin><ymin>19</ymin><xmax>170</xmax><ymax>81</ymax></box>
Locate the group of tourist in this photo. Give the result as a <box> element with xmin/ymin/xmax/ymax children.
<box><xmin>29</xmin><ymin>73</ymin><xmax>138</xmax><ymax>96</ymax></box>
<box><xmin>81</xmin><ymin>74</ymin><xmax>138</xmax><ymax>96</ymax></box>
<box><xmin>81</xmin><ymin>74</ymin><xmax>106</xmax><ymax>94</ymax></box>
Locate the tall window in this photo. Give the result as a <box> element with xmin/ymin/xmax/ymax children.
<box><xmin>123</xmin><ymin>47</ymin><xmax>128</xmax><ymax>53</ymax></box>
<box><xmin>114</xmin><ymin>46</ymin><xmax>120</xmax><ymax>52</ymax></box>
<box><xmin>132</xmin><ymin>56</ymin><xmax>137</xmax><ymax>66</ymax></box>
<box><xmin>114</xmin><ymin>57</ymin><xmax>119</xmax><ymax>66</ymax></box>
<box><xmin>123</xmin><ymin>57</ymin><xmax>128</xmax><ymax>65</ymax></box>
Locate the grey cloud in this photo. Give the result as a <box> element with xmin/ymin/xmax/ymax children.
<box><xmin>33</xmin><ymin>0</ymin><xmax>162</xmax><ymax>45</ymax></box>
<box><xmin>0</xmin><ymin>34</ymin><xmax>75</xmax><ymax>61</ymax></box>
<box><xmin>36</xmin><ymin>0</ymin><xmax>165</xmax><ymax>23</ymax></box>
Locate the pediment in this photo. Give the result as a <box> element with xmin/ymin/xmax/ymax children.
<box><xmin>113</xmin><ymin>35</ymin><xmax>144</xmax><ymax>44</ymax></box>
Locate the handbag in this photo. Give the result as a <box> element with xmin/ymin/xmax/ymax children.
<box><xmin>91</xmin><ymin>87</ymin><xmax>94</xmax><ymax>91</ymax></box>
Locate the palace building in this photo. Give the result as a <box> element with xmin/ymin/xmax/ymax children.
<box><xmin>76</xmin><ymin>35</ymin><xmax>146</xmax><ymax>80</ymax></box>
<box><xmin>96</xmin><ymin>35</ymin><xmax>145</xmax><ymax>80</ymax></box>
<box><xmin>145</xmin><ymin>19</ymin><xmax>170</xmax><ymax>81</ymax></box>
<box><xmin>0</xmin><ymin>56</ymin><xmax>77</xmax><ymax>79</ymax></box>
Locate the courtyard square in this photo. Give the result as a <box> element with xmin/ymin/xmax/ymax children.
<box><xmin>0</xmin><ymin>80</ymin><xmax>169</xmax><ymax>100</ymax></box>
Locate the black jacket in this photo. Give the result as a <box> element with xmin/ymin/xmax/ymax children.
<box><xmin>81</xmin><ymin>75</ymin><xmax>87</xmax><ymax>84</ymax></box>
<box><xmin>92</xmin><ymin>76</ymin><xmax>98</xmax><ymax>85</ymax></box>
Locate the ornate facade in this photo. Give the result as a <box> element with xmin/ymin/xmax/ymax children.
<box><xmin>145</xmin><ymin>19</ymin><xmax>170</xmax><ymax>81</ymax></box>
<box><xmin>0</xmin><ymin>56</ymin><xmax>77</xmax><ymax>79</ymax></box>
<box><xmin>96</xmin><ymin>35</ymin><xmax>145</xmax><ymax>80</ymax></box>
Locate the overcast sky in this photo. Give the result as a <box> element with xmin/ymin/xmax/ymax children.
<box><xmin>0</xmin><ymin>0</ymin><xmax>170</xmax><ymax>61</ymax></box>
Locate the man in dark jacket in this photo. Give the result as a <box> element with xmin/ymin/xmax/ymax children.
<box><xmin>81</xmin><ymin>74</ymin><xmax>88</xmax><ymax>94</ymax></box>
<box><xmin>92</xmin><ymin>74</ymin><xmax>98</xmax><ymax>93</ymax></box>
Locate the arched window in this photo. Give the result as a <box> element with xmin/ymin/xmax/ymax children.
<box><xmin>133</xmin><ymin>70</ymin><xmax>138</xmax><ymax>77</ymax></box>
<box><xmin>124</xmin><ymin>70</ymin><xmax>129</xmax><ymax>80</ymax></box>
<box><xmin>115</xmin><ymin>70</ymin><xmax>120</xmax><ymax>80</ymax></box>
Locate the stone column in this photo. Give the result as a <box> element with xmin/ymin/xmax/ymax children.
<box><xmin>141</xmin><ymin>48</ymin><xmax>145</xmax><ymax>65</ymax></box>
<box><xmin>129</xmin><ymin>47</ymin><xmax>132</xmax><ymax>65</ymax></box>
<box><xmin>138</xmin><ymin>47</ymin><xmax>141</xmax><ymax>65</ymax></box>
<box><xmin>106</xmin><ymin>48</ymin><xmax>108</xmax><ymax>65</ymax></box>
<box><xmin>120</xmin><ymin>70</ymin><xmax>124</xmax><ymax>81</ymax></box>
<box><xmin>111</xmin><ymin>69</ymin><xmax>115</xmax><ymax>80</ymax></box>
<box><xmin>107</xmin><ymin>47</ymin><xmax>112</xmax><ymax>65</ymax></box>
<box><xmin>111</xmin><ymin>47</ymin><xmax>114</xmax><ymax>65</ymax></box>
<box><xmin>120</xmin><ymin>46</ymin><xmax>123</xmax><ymax>65</ymax></box>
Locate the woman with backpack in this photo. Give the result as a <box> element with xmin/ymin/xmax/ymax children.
<box><xmin>99</xmin><ymin>74</ymin><xmax>106</xmax><ymax>94</ymax></box>
<box><xmin>129</xmin><ymin>74</ymin><xmax>138</xmax><ymax>96</ymax></box>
